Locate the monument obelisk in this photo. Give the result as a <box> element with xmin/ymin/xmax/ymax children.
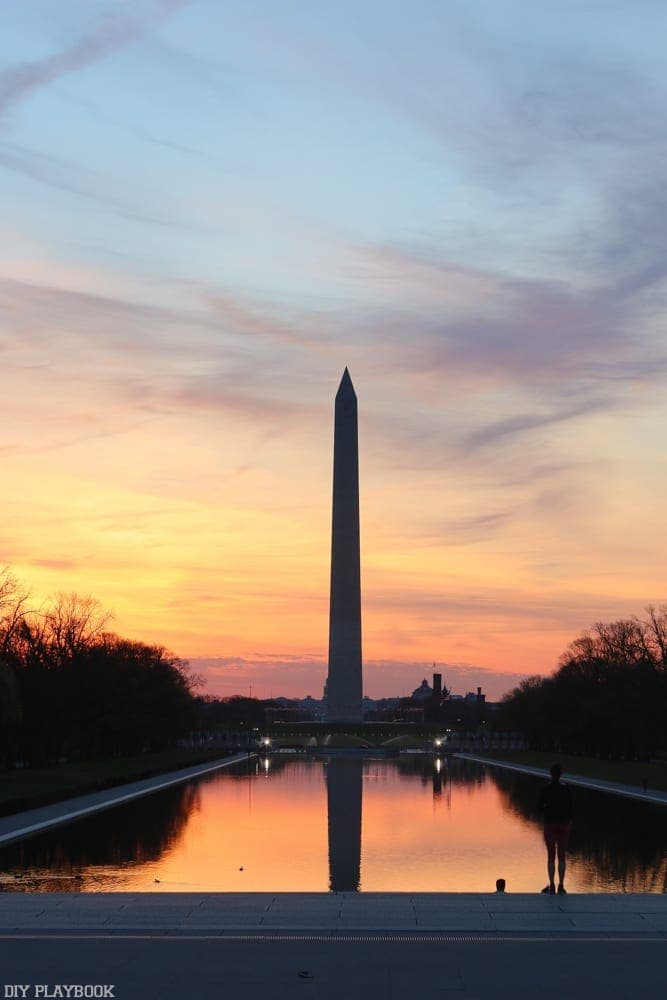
<box><xmin>327</xmin><ymin>367</ymin><xmax>363</xmax><ymax>722</ymax></box>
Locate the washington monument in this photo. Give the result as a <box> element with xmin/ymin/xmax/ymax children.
<box><xmin>327</xmin><ymin>367</ymin><xmax>363</xmax><ymax>722</ymax></box>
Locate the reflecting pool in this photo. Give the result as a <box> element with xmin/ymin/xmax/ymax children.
<box><xmin>1</xmin><ymin>755</ymin><xmax>665</xmax><ymax>892</ymax></box>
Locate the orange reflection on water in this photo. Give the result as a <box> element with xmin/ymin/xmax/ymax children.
<box><xmin>149</xmin><ymin>760</ymin><xmax>330</xmax><ymax>892</ymax></box>
<box><xmin>360</xmin><ymin>762</ymin><xmax>542</xmax><ymax>892</ymax></box>
<box><xmin>3</xmin><ymin>756</ymin><xmax>665</xmax><ymax>893</ymax></box>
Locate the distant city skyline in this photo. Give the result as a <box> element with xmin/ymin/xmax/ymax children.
<box><xmin>188</xmin><ymin>655</ymin><xmax>525</xmax><ymax>703</ymax></box>
<box><xmin>2</xmin><ymin>1</ymin><xmax>666</xmax><ymax>700</ymax></box>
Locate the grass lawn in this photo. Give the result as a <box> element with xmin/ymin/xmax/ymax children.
<box><xmin>466</xmin><ymin>750</ymin><xmax>667</xmax><ymax>792</ymax></box>
<box><xmin>0</xmin><ymin>747</ymin><xmax>244</xmax><ymax>816</ymax></box>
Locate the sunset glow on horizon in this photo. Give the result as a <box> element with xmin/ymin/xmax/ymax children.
<box><xmin>2</xmin><ymin>1</ymin><xmax>667</xmax><ymax>701</ymax></box>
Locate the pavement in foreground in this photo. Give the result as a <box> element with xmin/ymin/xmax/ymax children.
<box><xmin>1</xmin><ymin>892</ymin><xmax>665</xmax><ymax>999</ymax></box>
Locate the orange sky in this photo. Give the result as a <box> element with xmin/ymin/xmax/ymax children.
<box><xmin>2</xmin><ymin>2</ymin><xmax>666</xmax><ymax>701</ymax></box>
<box><xmin>4</xmin><ymin>373</ymin><xmax>666</xmax><ymax>702</ymax></box>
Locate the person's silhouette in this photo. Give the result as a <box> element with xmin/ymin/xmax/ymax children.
<box><xmin>538</xmin><ymin>763</ymin><xmax>573</xmax><ymax>894</ymax></box>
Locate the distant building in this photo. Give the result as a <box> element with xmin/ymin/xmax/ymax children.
<box><xmin>265</xmin><ymin>706</ymin><xmax>302</xmax><ymax>724</ymax></box>
<box><xmin>464</xmin><ymin>686</ymin><xmax>486</xmax><ymax>706</ymax></box>
<box><xmin>403</xmin><ymin>706</ymin><xmax>425</xmax><ymax>723</ymax></box>
<box><xmin>411</xmin><ymin>678</ymin><xmax>433</xmax><ymax>702</ymax></box>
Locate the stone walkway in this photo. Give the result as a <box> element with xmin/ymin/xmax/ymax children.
<box><xmin>0</xmin><ymin>891</ymin><xmax>666</xmax><ymax>934</ymax></box>
<box><xmin>0</xmin><ymin>754</ymin><xmax>252</xmax><ymax>848</ymax></box>
<box><xmin>454</xmin><ymin>753</ymin><xmax>667</xmax><ymax>805</ymax></box>
<box><xmin>1</xmin><ymin>893</ymin><xmax>665</xmax><ymax>999</ymax></box>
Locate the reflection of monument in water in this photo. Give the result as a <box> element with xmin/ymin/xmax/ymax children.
<box><xmin>326</xmin><ymin>756</ymin><xmax>363</xmax><ymax>892</ymax></box>
<box><xmin>326</xmin><ymin>369</ymin><xmax>363</xmax><ymax>723</ymax></box>
<box><xmin>325</xmin><ymin>756</ymin><xmax>445</xmax><ymax>891</ymax></box>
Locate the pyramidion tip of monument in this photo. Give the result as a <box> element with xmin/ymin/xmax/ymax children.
<box><xmin>336</xmin><ymin>366</ymin><xmax>356</xmax><ymax>399</ymax></box>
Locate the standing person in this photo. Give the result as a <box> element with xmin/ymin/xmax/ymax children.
<box><xmin>538</xmin><ymin>763</ymin><xmax>573</xmax><ymax>895</ymax></box>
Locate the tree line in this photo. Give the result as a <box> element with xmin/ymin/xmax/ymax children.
<box><xmin>4</xmin><ymin>564</ymin><xmax>665</xmax><ymax>766</ymax></box>
<box><xmin>0</xmin><ymin>570</ymin><xmax>198</xmax><ymax>768</ymax></box>
<box><xmin>498</xmin><ymin>606</ymin><xmax>667</xmax><ymax>759</ymax></box>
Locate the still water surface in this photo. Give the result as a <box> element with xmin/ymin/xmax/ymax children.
<box><xmin>1</xmin><ymin>756</ymin><xmax>665</xmax><ymax>893</ymax></box>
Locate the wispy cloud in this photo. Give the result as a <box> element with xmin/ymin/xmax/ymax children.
<box><xmin>0</xmin><ymin>417</ymin><xmax>160</xmax><ymax>458</ymax></box>
<box><xmin>416</xmin><ymin>511</ymin><xmax>513</xmax><ymax>545</ymax></box>
<box><xmin>174</xmin><ymin>373</ymin><xmax>323</xmax><ymax>429</ymax></box>
<box><xmin>0</xmin><ymin>141</ymin><xmax>193</xmax><ymax>229</ymax></box>
<box><xmin>57</xmin><ymin>90</ymin><xmax>225</xmax><ymax>170</ymax></box>
<box><xmin>4</xmin><ymin>239</ymin><xmax>663</xmax><ymax>476</ymax></box>
<box><xmin>363</xmin><ymin>585</ymin><xmax>639</xmax><ymax>633</ymax></box>
<box><xmin>348</xmin><ymin>236</ymin><xmax>667</xmax><ymax>469</ymax></box>
<box><xmin>0</xmin><ymin>273</ymin><xmax>331</xmax><ymax>446</ymax></box>
<box><xmin>0</xmin><ymin>1</ymin><xmax>191</xmax><ymax>119</ymax></box>
<box><xmin>463</xmin><ymin>397</ymin><xmax>613</xmax><ymax>451</ymax></box>
<box><xmin>356</xmin><ymin>242</ymin><xmax>646</xmax><ymax>382</ymax></box>
<box><xmin>0</xmin><ymin>274</ymin><xmax>203</xmax><ymax>354</ymax></box>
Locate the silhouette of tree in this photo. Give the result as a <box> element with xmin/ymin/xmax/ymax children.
<box><xmin>501</xmin><ymin>607</ymin><xmax>667</xmax><ymax>757</ymax></box>
<box><xmin>0</xmin><ymin>567</ymin><xmax>31</xmax><ymax>656</ymax></box>
<box><xmin>0</xmin><ymin>572</ymin><xmax>200</xmax><ymax>768</ymax></box>
<box><xmin>197</xmin><ymin>695</ymin><xmax>265</xmax><ymax>728</ymax></box>
<box><xmin>0</xmin><ymin>568</ymin><xmax>30</xmax><ymax>765</ymax></box>
<box><xmin>42</xmin><ymin>593</ymin><xmax>112</xmax><ymax>668</ymax></box>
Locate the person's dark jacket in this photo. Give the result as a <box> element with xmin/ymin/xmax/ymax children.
<box><xmin>538</xmin><ymin>781</ymin><xmax>573</xmax><ymax>824</ymax></box>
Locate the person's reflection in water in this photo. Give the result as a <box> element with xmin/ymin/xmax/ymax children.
<box><xmin>326</xmin><ymin>756</ymin><xmax>362</xmax><ymax>892</ymax></box>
